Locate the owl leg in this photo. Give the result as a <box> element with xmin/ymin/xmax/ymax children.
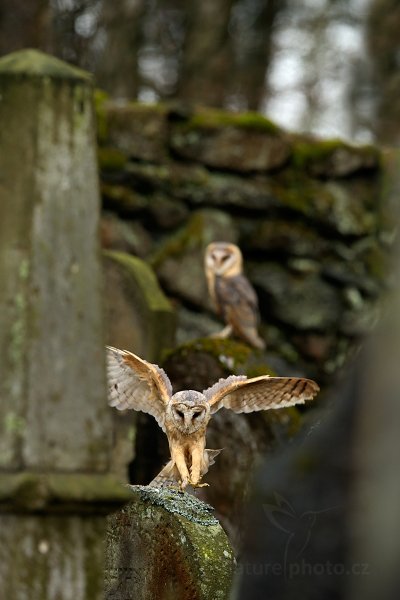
<box><xmin>189</xmin><ymin>448</ymin><xmax>210</xmax><ymax>488</ymax></box>
<box><xmin>210</xmin><ymin>324</ymin><xmax>233</xmax><ymax>339</ymax></box>
<box><xmin>189</xmin><ymin>446</ymin><xmax>203</xmax><ymax>487</ymax></box>
<box><xmin>171</xmin><ymin>446</ymin><xmax>190</xmax><ymax>490</ymax></box>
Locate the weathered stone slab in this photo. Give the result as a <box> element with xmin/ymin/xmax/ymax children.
<box><xmin>106</xmin><ymin>102</ymin><xmax>169</xmax><ymax>162</ymax></box>
<box><xmin>293</xmin><ymin>139</ymin><xmax>380</xmax><ymax>177</ymax></box>
<box><xmin>248</xmin><ymin>262</ymin><xmax>342</xmax><ymax>331</ymax></box>
<box><xmin>125</xmin><ymin>161</ymin><xmax>280</xmax><ymax>210</ymax></box>
<box><xmin>171</xmin><ymin>111</ymin><xmax>291</xmax><ymax>172</ymax></box>
<box><xmin>272</xmin><ymin>174</ymin><xmax>378</xmax><ymax>236</ymax></box>
<box><xmin>105</xmin><ymin>486</ymin><xmax>235</xmax><ymax>600</ymax></box>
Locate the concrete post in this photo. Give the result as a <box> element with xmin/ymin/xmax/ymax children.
<box><xmin>0</xmin><ymin>49</ymin><xmax>129</xmax><ymax>599</ymax></box>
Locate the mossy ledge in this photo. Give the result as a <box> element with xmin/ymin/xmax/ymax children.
<box><xmin>0</xmin><ymin>472</ymin><xmax>131</xmax><ymax>513</ymax></box>
<box><xmin>180</xmin><ymin>107</ymin><xmax>281</xmax><ymax>134</ymax></box>
<box><xmin>291</xmin><ymin>138</ymin><xmax>380</xmax><ymax>173</ymax></box>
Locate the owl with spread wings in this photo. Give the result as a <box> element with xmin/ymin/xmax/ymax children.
<box><xmin>107</xmin><ymin>346</ymin><xmax>319</xmax><ymax>490</ymax></box>
<box><xmin>204</xmin><ymin>241</ymin><xmax>265</xmax><ymax>350</ymax></box>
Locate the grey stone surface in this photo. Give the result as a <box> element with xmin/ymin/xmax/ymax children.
<box><xmin>105</xmin><ymin>486</ymin><xmax>235</xmax><ymax>600</ymax></box>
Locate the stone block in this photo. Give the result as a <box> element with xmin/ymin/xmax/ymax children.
<box><xmin>105</xmin><ymin>486</ymin><xmax>235</xmax><ymax>600</ymax></box>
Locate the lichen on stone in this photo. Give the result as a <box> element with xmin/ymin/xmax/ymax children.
<box><xmin>130</xmin><ymin>485</ymin><xmax>220</xmax><ymax>526</ymax></box>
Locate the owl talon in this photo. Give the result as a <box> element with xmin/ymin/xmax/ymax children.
<box><xmin>209</xmin><ymin>325</ymin><xmax>233</xmax><ymax>340</ymax></box>
<box><xmin>190</xmin><ymin>481</ymin><xmax>209</xmax><ymax>488</ymax></box>
<box><xmin>168</xmin><ymin>484</ymin><xmax>184</xmax><ymax>494</ymax></box>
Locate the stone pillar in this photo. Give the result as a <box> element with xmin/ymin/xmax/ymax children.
<box><xmin>0</xmin><ymin>49</ymin><xmax>129</xmax><ymax>599</ymax></box>
<box><xmin>105</xmin><ymin>486</ymin><xmax>235</xmax><ymax>600</ymax></box>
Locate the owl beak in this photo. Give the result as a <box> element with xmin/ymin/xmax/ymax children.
<box><xmin>184</xmin><ymin>413</ymin><xmax>192</xmax><ymax>428</ymax></box>
<box><xmin>212</xmin><ymin>250</ymin><xmax>227</xmax><ymax>268</ymax></box>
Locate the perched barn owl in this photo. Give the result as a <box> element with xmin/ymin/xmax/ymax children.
<box><xmin>107</xmin><ymin>346</ymin><xmax>319</xmax><ymax>490</ymax></box>
<box><xmin>204</xmin><ymin>241</ymin><xmax>265</xmax><ymax>349</ymax></box>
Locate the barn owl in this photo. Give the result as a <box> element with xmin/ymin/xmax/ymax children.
<box><xmin>204</xmin><ymin>241</ymin><xmax>265</xmax><ymax>350</ymax></box>
<box><xmin>107</xmin><ymin>346</ymin><xmax>319</xmax><ymax>490</ymax></box>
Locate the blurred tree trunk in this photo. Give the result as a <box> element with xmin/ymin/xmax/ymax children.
<box><xmin>95</xmin><ymin>0</ymin><xmax>145</xmax><ymax>98</ymax></box>
<box><xmin>51</xmin><ymin>0</ymin><xmax>106</xmax><ymax>70</ymax></box>
<box><xmin>229</xmin><ymin>0</ymin><xmax>283</xmax><ymax>111</ymax></box>
<box><xmin>177</xmin><ymin>0</ymin><xmax>235</xmax><ymax>107</ymax></box>
<box><xmin>365</xmin><ymin>0</ymin><xmax>400</xmax><ymax>144</ymax></box>
<box><xmin>0</xmin><ymin>0</ymin><xmax>51</xmax><ymax>55</ymax></box>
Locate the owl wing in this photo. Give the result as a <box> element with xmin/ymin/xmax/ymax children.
<box><xmin>204</xmin><ymin>374</ymin><xmax>319</xmax><ymax>414</ymax></box>
<box><xmin>106</xmin><ymin>346</ymin><xmax>172</xmax><ymax>431</ymax></box>
<box><xmin>215</xmin><ymin>275</ymin><xmax>264</xmax><ymax>348</ymax></box>
<box><xmin>216</xmin><ymin>274</ymin><xmax>258</xmax><ymax>317</ymax></box>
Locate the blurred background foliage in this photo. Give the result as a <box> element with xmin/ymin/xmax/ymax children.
<box><xmin>1</xmin><ymin>0</ymin><xmax>400</xmax><ymax>144</ymax></box>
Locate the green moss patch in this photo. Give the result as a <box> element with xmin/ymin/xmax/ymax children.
<box><xmin>182</xmin><ymin>107</ymin><xmax>281</xmax><ymax>135</ymax></box>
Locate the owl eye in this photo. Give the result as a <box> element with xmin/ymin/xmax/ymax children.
<box><xmin>193</xmin><ymin>411</ymin><xmax>202</xmax><ymax>419</ymax></box>
<box><xmin>175</xmin><ymin>409</ymin><xmax>184</xmax><ymax>419</ymax></box>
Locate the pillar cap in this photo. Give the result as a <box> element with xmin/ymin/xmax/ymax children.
<box><xmin>0</xmin><ymin>48</ymin><xmax>92</xmax><ymax>83</ymax></box>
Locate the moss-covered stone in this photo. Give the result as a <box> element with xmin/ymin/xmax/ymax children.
<box><xmin>271</xmin><ymin>171</ymin><xmax>377</xmax><ymax>236</ymax></box>
<box><xmin>0</xmin><ymin>48</ymin><xmax>91</xmax><ymax>82</ymax></box>
<box><xmin>148</xmin><ymin>193</ymin><xmax>190</xmax><ymax>229</ymax></box>
<box><xmin>249</xmin><ymin>261</ymin><xmax>342</xmax><ymax>331</ymax></box>
<box><xmin>106</xmin><ymin>100</ymin><xmax>169</xmax><ymax>162</ymax></box>
<box><xmin>97</xmin><ymin>146</ymin><xmax>129</xmax><ymax>171</ymax></box>
<box><xmin>101</xmin><ymin>181</ymin><xmax>147</xmax><ymax>212</ymax></box>
<box><xmin>103</xmin><ymin>250</ymin><xmax>175</xmax><ymax>362</ymax></box>
<box><xmin>100</xmin><ymin>212</ymin><xmax>153</xmax><ymax>257</ymax></box>
<box><xmin>321</xmin><ymin>238</ymin><xmax>388</xmax><ymax>297</ymax></box>
<box><xmin>179</xmin><ymin>107</ymin><xmax>281</xmax><ymax>134</ymax></box>
<box><xmin>163</xmin><ymin>337</ymin><xmax>256</xmax><ymax>384</ymax></box>
<box><xmin>105</xmin><ymin>486</ymin><xmax>235</xmax><ymax>600</ymax></box>
<box><xmin>241</xmin><ymin>218</ymin><xmax>328</xmax><ymax>257</ymax></box>
<box><xmin>291</xmin><ymin>137</ymin><xmax>380</xmax><ymax>177</ymax></box>
<box><xmin>171</xmin><ymin>112</ymin><xmax>291</xmax><ymax>172</ymax></box>
<box><xmin>94</xmin><ymin>88</ymin><xmax>109</xmax><ymax>142</ymax></box>
<box><xmin>125</xmin><ymin>160</ymin><xmax>279</xmax><ymax>210</ymax></box>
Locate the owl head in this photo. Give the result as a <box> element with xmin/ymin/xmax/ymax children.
<box><xmin>168</xmin><ymin>390</ymin><xmax>210</xmax><ymax>434</ymax></box>
<box><xmin>205</xmin><ymin>242</ymin><xmax>243</xmax><ymax>277</ymax></box>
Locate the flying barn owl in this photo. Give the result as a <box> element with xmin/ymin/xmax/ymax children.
<box><xmin>107</xmin><ymin>346</ymin><xmax>319</xmax><ymax>490</ymax></box>
<box><xmin>204</xmin><ymin>241</ymin><xmax>265</xmax><ymax>349</ymax></box>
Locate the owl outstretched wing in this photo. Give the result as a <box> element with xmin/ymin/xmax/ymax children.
<box><xmin>204</xmin><ymin>374</ymin><xmax>319</xmax><ymax>414</ymax></box>
<box><xmin>106</xmin><ymin>346</ymin><xmax>172</xmax><ymax>431</ymax></box>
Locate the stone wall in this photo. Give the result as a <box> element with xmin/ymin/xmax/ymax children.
<box><xmin>97</xmin><ymin>95</ymin><xmax>394</xmax><ymax>383</ymax></box>
<box><xmin>97</xmin><ymin>96</ymin><xmax>397</xmax><ymax>550</ymax></box>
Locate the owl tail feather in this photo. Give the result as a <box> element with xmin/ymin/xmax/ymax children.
<box><xmin>149</xmin><ymin>460</ymin><xmax>178</xmax><ymax>488</ymax></box>
<box><xmin>240</xmin><ymin>326</ymin><xmax>266</xmax><ymax>350</ymax></box>
<box><xmin>205</xmin><ymin>448</ymin><xmax>222</xmax><ymax>467</ymax></box>
<box><xmin>148</xmin><ymin>449</ymin><xmax>223</xmax><ymax>488</ymax></box>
